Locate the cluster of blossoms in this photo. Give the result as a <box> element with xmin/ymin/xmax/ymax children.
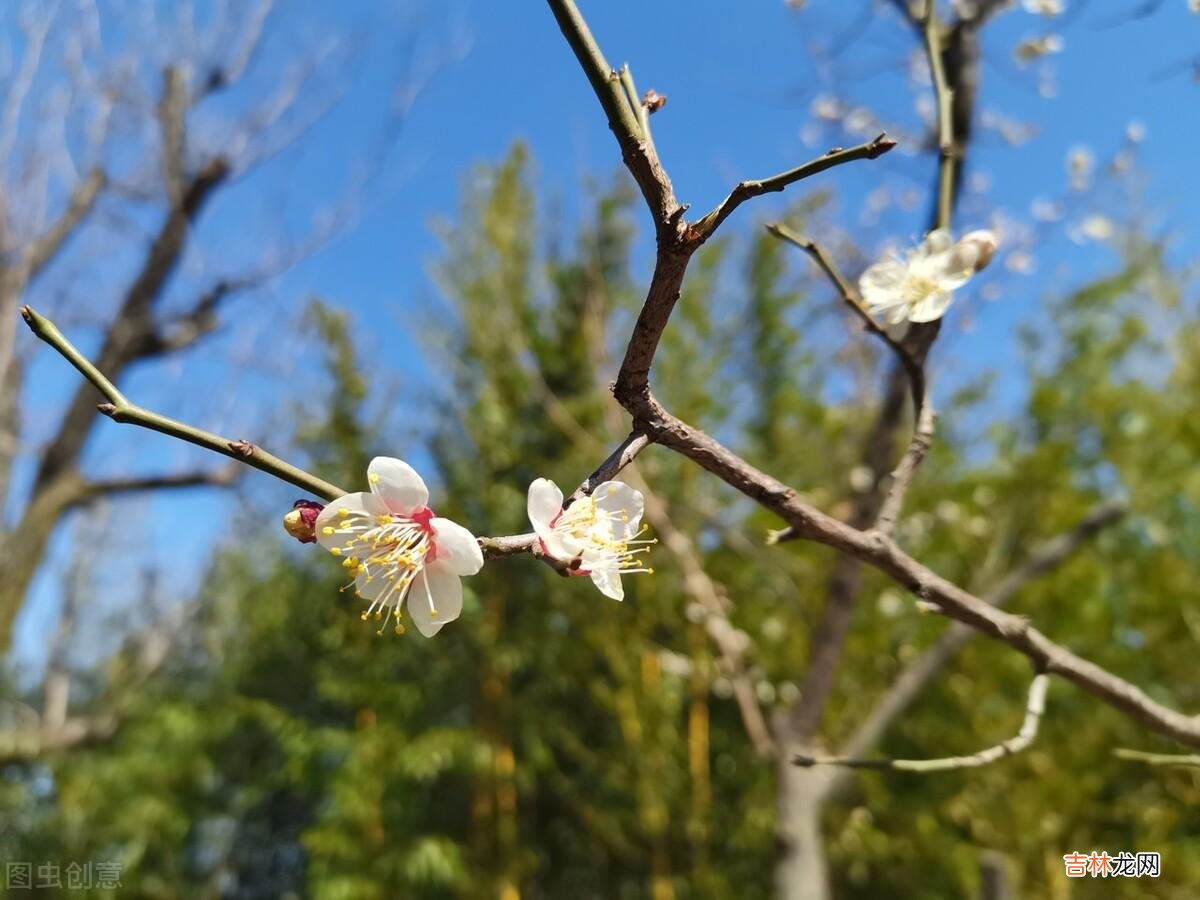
<box><xmin>282</xmin><ymin>458</ymin><xmax>651</xmax><ymax>638</ymax></box>
<box><xmin>281</xmin><ymin>231</ymin><xmax>994</xmax><ymax>639</ymax></box>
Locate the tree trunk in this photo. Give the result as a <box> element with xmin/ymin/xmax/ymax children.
<box><xmin>775</xmin><ymin>744</ymin><xmax>832</xmax><ymax>900</ymax></box>
<box><xmin>0</xmin><ymin>472</ymin><xmax>84</xmax><ymax>647</ymax></box>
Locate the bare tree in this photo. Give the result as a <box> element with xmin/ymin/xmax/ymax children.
<box><xmin>0</xmin><ymin>0</ymin><xmax>394</xmax><ymax>647</ymax></box>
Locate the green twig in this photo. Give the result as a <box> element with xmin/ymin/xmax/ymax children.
<box><xmin>1114</xmin><ymin>748</ymin><xmax>1200</xmax><ymax>768</ymax></box>
<box><xmin>794</xmin><ymin>675</ymin><xmax>1049</xmax><ymax>773</ymax></box>
<box><xmin>545</xmin><ymin>0</ymin><xmax>643</xmax><ymax>144</ymax></box>
<box><xmin>21</xmin><ymin>305</ymin><xmax>346</xmax><ymax>501</ymax></box>
<box><xmin>922</xmin><ymin>6</ymin><xmax>957</xmax><ymax>231</ymax></box>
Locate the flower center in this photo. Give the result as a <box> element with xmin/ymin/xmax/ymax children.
<box><xmin>551</xmin><ymin>497</ymin><xmax>655</xmax><ymax>576</ymax></box>
<box><xmin>322</xmin><ymin>506</ymin><xmax>438</xmax><ymax>635</ymax></box>
<box><xmin>901</xmin><ymin>274</ymin><xmax>939</xmax><ymax>306</ymax></box>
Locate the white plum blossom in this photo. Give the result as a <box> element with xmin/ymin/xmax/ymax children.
<box><xmin>1022</xmin><ymin>0</ymin><xmax>1064</xmax><ymax>17</ymax></box>
<box><xmin>859</xmin><ymin>229</ymin><xmax>997</xmax><ymax>325</ymax></box>
<box><xmin>526</xmin><ymin>477</ymin><xmax>654</xmax><ymax>601</ymax></box>
<box><xmin>316</xmin><ymin>457</ymin><xmax>483</xmax><ymax>637</ymax></box>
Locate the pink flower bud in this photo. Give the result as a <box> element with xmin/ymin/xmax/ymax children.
<box><xmin>283</xmin><ymin>499</ymin><xmax>325</xmax><ymax>544</ymax></box>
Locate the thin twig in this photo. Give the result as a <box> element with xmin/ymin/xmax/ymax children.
<box><xmin>1114</xmin><ymin>748</ymin><xmax>1200</xmax><ymax>768</ymax></box>
<box><xmin>765</xmin><ymin>222</ymin><xmax>923</xmax><ymax>411</ymax></box>
<box><xmin>794</xmin><ymin>674</ymin><xmax>1049</xmax><ymax>772</ymax></box>
<box><xmin>21</xmin><ymin>306</ymin><xmax>345</xmax><ymax>501</ymax></box>
<box><xmin>830</xmin><ymin>501</ymin><xmax>1125</xmax><ymax>791</ymax></box>
<box><xmin>923</xmin><ymin>4</ymin><xmax>957</xmax><ymax>234</ymax></box>
<box><xmin>691</xmin><ymin>134</ymin><xmax>897</xmax><ymax>242</ymax></box>
<box><xmin>874</xmin><ymin>401</ymin><xmax>937</xmax><ymax>535</ymax></box>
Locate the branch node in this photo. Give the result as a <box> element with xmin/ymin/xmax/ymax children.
<box><xmin>228</xmin><ymin>439</ymin><xmax>257</xmax><ymax>458</ymax></box>
<box><xmin>641</xmin><ymin>89</ymin><xmax>667</xmax><ymax>113</ymax></box>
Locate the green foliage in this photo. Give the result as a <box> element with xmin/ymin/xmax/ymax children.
<box><xmin>5</xmin><ymin>147</ymin><xmax>1199</xmax><ymax>898</ymax></box>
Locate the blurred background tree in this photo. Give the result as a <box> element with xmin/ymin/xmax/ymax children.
<box><xmin>2</xmin><ymin>2</ymin><xmax>1199</xmax><ymax>899</ymax></box>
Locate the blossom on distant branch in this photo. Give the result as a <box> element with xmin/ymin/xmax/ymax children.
<box><xmin>315</xmin><ymin>457</ymin><xmax>483</xmax><ymax>637</ymax></box>
<box><xmin>859</xmin><ymin>228</ymin><xmax>997</xmax><ymax>324</ymax></box>
<box><xmin>526</xmin><ymin>478</ymin><xmax>654</xmax><ymax>601</ymax></box>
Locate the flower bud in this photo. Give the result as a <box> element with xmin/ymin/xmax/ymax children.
<box><xmin>955</xmin><ymin>229</ymin><xmax>998</xmax><ymax>273</ymax></box>
<box><xmin>283</xmin><ymin>499</ymin><xmax>325</xmax><ymax>544</ymax></box>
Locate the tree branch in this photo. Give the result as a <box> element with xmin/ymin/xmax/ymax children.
<box><xmin>33</xmin><ymin>157</ymin><xmax>231</xmax><ymax>493</ymax></box>
<box><xmin>21</xmin><ymin>306</ymin><xmax>344</xmax><ymax>501</ymax></box>
<box><xmin>545</xmin><ymin>0</ymin><xmax>677</xmax><ymax>224</ymax></box>
<box><xmin>79</xmin><ymin>466</ymin><xmax>239</xmax><ymax>501</ymax></box>
<box><xmin>794</xmin><ymin>674</ymin><xmax>1048</xmax><ymax>773</ymax></box>
<box><xmin>625</xmin><ymin>396</ymin><xmax>1200</xmax><ymax>747</ymax></box>
<box><xmin>834</xmin><ymin>501</ymin><xmax>1126</xmax><ymax>776</ymax></box>
<box><xmin>538</xmin><ymin>0</ymin><xmax>1200</xmax><ymax>751</ymax></box>
<box><xmin>159</xmin><ymin>66</ymin><xmax>188</xmax><ymax>204</ymax></box>
<box><xmin>691</xmin><ymin>134</ymin><xmax>896</xmax><ymax>242</ymax></box>
<box><xmin>0</xmin><ymin>714</ymin><xmax>119</xmax><ymax>763</ymax></box>
<box><xmin>25</xmin><ymin>167</ymin><xmax>107</xmax><ymax>277</ymax></box>
<box><xmin>873</xmin><ymin>401</ymin><xmax>937</xmax><ymax>535</ymax></box>
<box><xmin>765</xmin><ymin>222</ymin><xmax>923</xmax><ymax>412</ymax></box>
<box><xmin>1114</xmin><ymin>748</ymin><xmax>1200</xmax><ymax>768</ymax></box>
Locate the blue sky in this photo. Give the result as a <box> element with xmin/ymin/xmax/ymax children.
<box><xmin>10</xmin><ymin>0</ymin><xmax>1199</xmax><ymax>674</ymax></box>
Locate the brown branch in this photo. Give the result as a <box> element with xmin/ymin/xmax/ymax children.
<box><xmin>0</xmin><ymin>714</ymin><xmax>119</xmax><ymax>763</ymax></box>
<box><xmin>33</xmin><ymin>157</ymin><xmax>231</xmax><ymax>493</ymax></box>
<box><xmin>25</xmin><ymin>167</ymin><xmax>106</xmax><ymax>277</ymax></box>
<box><xmin>620</xmin><ymin>392</ymin><xmax>1200</xmax><ymax>747</ymax></box>
<box><xmin>79</xmin><ymin>466</ymin><xmax>239</xmax><ymax>501</ymax></box>
<box><xmin>874</xmin><ymin>401</ymin><xmax>937</xmax><ymax>535</ymax></box>
<box><xmin>691</xmin><ymin>134</ymin><xmax>896</xmax><ymax>242</ymax></box>
<box><xmin>795</xmin><ymin>674</ymin><xmax>1049</xmax><ymax>772</ymax></box>
<box><xmin>159</xmin><ymin>66</ymin><xmax>188</xmax><ymax>204</ymax></box>
<box><xmin>765</xmin><ymin>223</ymin><xmax>924</xmax><ymax>412</ymax></box>
<box><xmin>545</xmin><ymin>0</ymin><xmax>678</xmax><ymax>225</ymax></box>
<box><xmin>832</xmin><ymin>501</ymin><xmax>1126</xmax><ymax>782</ymax></box>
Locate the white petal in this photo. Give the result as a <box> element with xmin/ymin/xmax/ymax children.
<box><xmin>919</xmin><ymin>229</ymin><xmax>953</xmax><ymax>257</ymax></box>
<box><xmin>938</xmin><ymin>269</ymin><xmax>973</xmax><ymax>291</ymax></box>
<box><xmin>408</xmin><ymin>565</ymin><xmax>463</xmax><ymax>637</ymax></box>
<box><xmin>908</xmin><ymin>289</ymin><xmax>955</xmax><ymax>323</ymax></box>
<box><xmin>367</xmin><ymin>456</ymin><xmax>429</xmax><ymax>515</ymax></box>
<box><xmin>429</xmin><ymin>517</ymin><xmax>484</xmax><ymax>576</ymax></box>
<box><xmin>314</xmin><ymin>492</ymin><xmax>386</xmax><ymax>551</ymax></box>
<box><xmin>539</xmin><ymin>532</ymin><xmax>576</xmax><ymax>562</ymax></box>
<box><xmin>593</xmin><ymin>481</ymin><xmax>645</xmax><ymax>539</ymax></box>
<box><xmin>944</xmin><ymin>242</ymin><xmax>980</xmax><ymax>278</ymax></box>
<box><xmin>858</xmin><ymin>260</ymin><xmax>907</xmax><ymax>304</ymax></box>
<box><xmin>355</xmin><ymin>568</ymin><xmax>385</xmax><ymax>601</ymax></box>
<box><xmin>589</xmin><ymin>566</ymin><xmax>625</xmax><ymax>601</ymax></box>
<box><xmin>956</xmin><ymin>229</ymin><xmax>997</xmax><ymax>271</ymax></box>
<box><xmin>527</xmin><ymin>478</ymin><xmax>564</xmax><ymax>537</ymax></box>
